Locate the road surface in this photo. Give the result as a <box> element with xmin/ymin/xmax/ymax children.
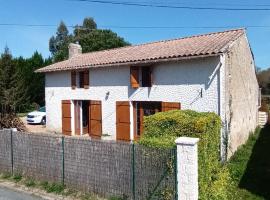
<box><xmin>0</xmin><ymin>187</ymin><xmax>43</xmax><ymax>200</ymax></box>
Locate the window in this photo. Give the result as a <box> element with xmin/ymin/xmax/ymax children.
<box><xmin>71</xmin><ymin>70</ymin><xmax>89</xmax><ymax>89</ymax></box>
<box><xmin>130</xmin><ymin>66</ymin><xmax>152</xmax><ymax>88</ymax></box>
<box><xmin>142</xmin><ymin>67</ymin><xmax>152</xmax><ymax>87</ymax></box>
<box><xmin>79</xmin><ymin>71</ymin><xmax>85</xmax><ymax>88</ymax></box>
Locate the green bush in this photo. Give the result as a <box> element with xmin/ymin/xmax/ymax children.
<box><xmin>139</xmin><ymin>110</ymin><xmax>231</xmax><ymax>200</ymax></box>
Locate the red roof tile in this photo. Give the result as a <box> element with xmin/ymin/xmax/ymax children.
<box><xmin>37</xmin><ymin>28</ymin><xmax>245</xmax><ymax>73</ymax></box>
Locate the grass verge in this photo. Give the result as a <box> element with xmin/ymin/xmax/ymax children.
<box><xmin>0</xmin><ymin>173</ymin><xmax>112</xmax><ymax>200</ymax></box>
<box><xmin>227</xmin><ymin>125</ymin><xmax>270</xmax><ymax>200</ymax></box>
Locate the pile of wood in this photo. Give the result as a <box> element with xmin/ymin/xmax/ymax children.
<box><xmin>0</xmin><ymin>114</ymin><xmax>26</xmax><ymax>131</ymax></box>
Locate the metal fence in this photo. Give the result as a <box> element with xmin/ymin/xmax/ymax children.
<box><xmin>0</xmin><ymin>130</ymin><xmax>176</xmax><ymax>200</ymax></box>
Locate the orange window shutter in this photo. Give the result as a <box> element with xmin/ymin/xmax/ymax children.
<box><xmin>162</xmin><ymin>102</ymin><xmax>181</xmax><ymax>112</ymax></box>
<box><xmin>71</xmin><ymin>71</ymin><xmax>76</xmax><ymax>89</ymax></box>
<box><xmin>130</xmin><ymin>66</ymin><xmax>139</xmax><ymax>88</ymax></box>
<box><xmin>84</xmin><ymin>70</ymin><xmax>89</xmax><ymax>89</ymax></box>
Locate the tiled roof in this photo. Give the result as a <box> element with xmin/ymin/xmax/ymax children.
<box><xmin>37</xmin><ymin>28</ymin><xmax>245</xmax><ymax>73</ymax></box>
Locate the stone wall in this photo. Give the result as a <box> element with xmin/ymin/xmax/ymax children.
<box><xmin>225</xmin><ymin>34</ymin><xmax>259</xmax><ymax>158</ymax></box>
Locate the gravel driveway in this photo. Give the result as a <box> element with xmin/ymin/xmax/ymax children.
<box><xmin>0</xmin><ymin>187</ymin><xmax>43</xmax><ymax>200</ymax></box>
<box><xmin>20</xmin><ymin>117</ymin><xmax>47</xmax><ymax>133</ymax></box>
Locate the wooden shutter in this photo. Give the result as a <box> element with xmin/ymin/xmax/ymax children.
<box><xmin>71</xmin><ymin>71</ymin><xmax>76</xmax><ymax>89</ymax></box>
<box><xmin>84</xmin><ymin>70</ymin><xmax>89</xmax><ymax>89</ymax></box>
<box><xmin>130</xmin><ymin>66</ymin><xmax>139</xmax><ymax>88</ymax></box>
<box><xmin>89</xmin><ymin>100</ymin><xmax>102</xmax><ymax>138</ymax></box>
<box><xmin>162</xmin><ymin>102</ymin><xmax>181</xmax><ymax>112</ymax></box>
<box><xmin>62</xmin><ymin>100</ymin><xmax>72</xmax><ymax>135</ymax></box>
<box><xmin>116</xmin><ymin>101</ymin><xmax>130</xmax><ymax>141</ymax></box>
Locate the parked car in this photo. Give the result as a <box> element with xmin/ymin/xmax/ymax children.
<box><xmin>27</xmin><ymin>106</ymin><xmax>46</xmax><ymax>125</ymax></box>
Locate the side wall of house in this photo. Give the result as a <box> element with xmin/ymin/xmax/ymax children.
<box><xmin>45</xmin><ymin>57</ymin><xmax>221</xmax><ymax>139</ymax></box>
<box><xmin>225</xmin><ymin>34</ymin><xmax>259</xmax><ymax>158</ymax></box>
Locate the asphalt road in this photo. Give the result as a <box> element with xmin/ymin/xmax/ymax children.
<box><xmin>0</xmin><ymin>187</ymin><xmax>43</xmax><ymax>200</ymax></box>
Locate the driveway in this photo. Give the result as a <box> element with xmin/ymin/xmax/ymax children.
<box><xmin>0</xmin><ymin>187</ymin><xmax>43</xmax><ymax>200</ymax></box>
<box><xmin>20</xmin><ymin>117</ymin><xmax>46</xmax><ymax>133</ymax></box>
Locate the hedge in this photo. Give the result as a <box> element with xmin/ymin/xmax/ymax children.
<box><xmin>139</xmin><ymin>110</ymin><xmax>231</xmax><ymax>200</ymax></box>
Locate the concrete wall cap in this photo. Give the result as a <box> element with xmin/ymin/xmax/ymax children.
<box><xmin>175</xmin><ymin>137</ymin><xmax>199</xmax><ymax>145</ymax></box>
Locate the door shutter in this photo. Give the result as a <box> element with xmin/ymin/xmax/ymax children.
<box><xmin>130</xmin><ymin>67</ymin><xmax>139</xmax><ymax>88</ymax></box>
<box><xmin>89</xmin><ymin>100</ymin><xmax>102</xmax><ymax>138</ymax></box>
<box><xmin>71</xmin><ymin>71</ymin><xmax>76</xmax><ymax>89</ymax></box>
<box><xmin>84</xmin><ymin>70</ymin><xmax>89</xmax><ymax>89</ymax></box>
<box><xmin>62</xmin><ymin>100</ymin><xmax>72</xmax><ymax>135</ymax></box>
<box><xmin>162</xmin><ymin>102</ymin><xmax>181</xmax><ymax>112</ymax></box>
<box><xmin>116</xmin><ymin>101</ymin><xmax>130</xmax><ymax>141</ymax></box>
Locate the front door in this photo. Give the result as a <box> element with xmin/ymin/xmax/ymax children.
<box><xmin>74</xmin><ymin>100</ymin><xmax>81</xmax><ymax>135</ymax></box>
<box><xmin>82</xmin><ymin>101</ymin><xmax>89</xmax><ymax>134</ymax></box>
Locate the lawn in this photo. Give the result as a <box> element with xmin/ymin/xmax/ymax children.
<box><xmin>227</xmin><ymin>124</ymin><xmax>270</xmax><ymax>200</ymax></box>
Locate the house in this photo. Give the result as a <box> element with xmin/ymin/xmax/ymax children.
<box><xmin>37</xmin><ymin>28</ymin><xmax>259</xmax><ymax>158</ymax></box>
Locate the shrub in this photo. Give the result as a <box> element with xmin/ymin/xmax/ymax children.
<box><xmin>139</xmin><ymin>110</ymin><xmax>230</xmax><ymax>199</ymax></box>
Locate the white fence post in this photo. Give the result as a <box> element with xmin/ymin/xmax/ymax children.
<box><xmin>175</xmin><ymin>137</ymin><xmax>199</xmax><ymax>200</ymax></box>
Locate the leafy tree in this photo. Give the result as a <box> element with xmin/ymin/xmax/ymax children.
<box><xmin>74</xmin><ymin>17</ymin><xmax>97</xmax><ymax>37</ymax></box>
<box><xmin>49</xmin><ymin>17</ymin><xmax>129</xmax><ymax>62</ymax></box>
<box><xmin>49</xmin><ymin>21</ymin><xmax>72</xmax><ymax>62</ymax></box>
<box><xmin>257</xmin><ymin>68</ymin><xmax>270</xmax><ymax>95</ymax></box>
<box><xmin>0</xmin><ymin>47</ymin><xmax>28</xmax><ymax>113</ymax></box>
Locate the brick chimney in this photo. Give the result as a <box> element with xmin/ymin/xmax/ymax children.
<box><xmin>68</xmin><ymin>43</ymin><xmax>82</xmax><ymax>58</ymax></box>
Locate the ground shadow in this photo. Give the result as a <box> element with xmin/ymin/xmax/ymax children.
<box><xmin>239</xmin><ymin>124</ymin><xmax>270</xmax><ymax>199</ymax></box>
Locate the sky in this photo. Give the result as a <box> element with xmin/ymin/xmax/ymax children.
<box><xmin>0</xmin><ymin>0</ymin><xmax>270</xmax><ymax>69</ymax></box>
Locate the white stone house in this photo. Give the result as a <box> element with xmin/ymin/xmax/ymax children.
<box><xmin>37</xmin><ymin>29</ymin><xmax>259</xmax><ymax>158</ymax></box>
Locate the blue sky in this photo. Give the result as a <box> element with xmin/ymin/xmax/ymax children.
<box><xmin>0</xmin><ymin>0</ymin><xmax>270</xmax><ymax>69</ymax></box>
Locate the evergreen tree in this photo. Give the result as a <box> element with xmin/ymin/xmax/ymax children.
<box><xmin>14</xmin><ymin>52</ymin><xmax>52</xmax><ymax>111</ymax></box>
<box><xmin>0</xmin><ymin>47</ymin><xmax>28</xmax><ymax>113</ymax></box>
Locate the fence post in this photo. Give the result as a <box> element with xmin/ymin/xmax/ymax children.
<box><xmin>131</xmin><ymin>142</ymin><xmax>135</xmax><ymax>200</ymax></box>
<box><xmin>61</xmin><ymin>136</ymin><xmax>65</xmax><ymax>185</ymax></box>
<box><xmin>175</xmin><ymin>137</ymin><xmax>199</xmax><ymax>200</ymax></box>
<box><xmin>10</xmin><ymin>129</ymin><xmax>14</xmax><ymax>175</ymax></box>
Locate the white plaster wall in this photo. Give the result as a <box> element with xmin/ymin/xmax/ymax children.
<box><xmin>45</xmin><ymin>56</ymin><xmax>221</xmax><ymax>138</ymax></box>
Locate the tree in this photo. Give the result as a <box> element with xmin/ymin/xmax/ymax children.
<box><xmin>49</xmin><ymin>17</ymin><xmax>129</xmax><ymax>62</ymax></box>
<box><xmin>74</xmin><ymin>17</ymin><xmax>97</xmax><ymax>37</ymax></box>
<box><xmin>0</xmin><ymin>47</ymin><xmax>28</xmax><ymax>113</ymax></box>
<box><xmin>14</xmin><ymin>52</ymin><xmax>52</xmax><ymax>111</ymax></box>
<box><xmin>49</xmin><ymin>21</ymin><xmax>72</xmax><ymax>62</ymax></box>
<box><xmin>257</xmin><ymin>67</ymin><xmax>270</xmax><ymax>95</ymax></box>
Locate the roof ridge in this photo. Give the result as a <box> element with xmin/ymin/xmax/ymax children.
<box><xmin>78</xmin><ymin>28</ymin><xmax>246</xmax><ymax>57</ymax></box>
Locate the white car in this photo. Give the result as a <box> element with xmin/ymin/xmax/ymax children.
<box><xmin>27</xmin><ymin>106</ymin><xmax>46</xmax><ymax>125</ymax></box>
